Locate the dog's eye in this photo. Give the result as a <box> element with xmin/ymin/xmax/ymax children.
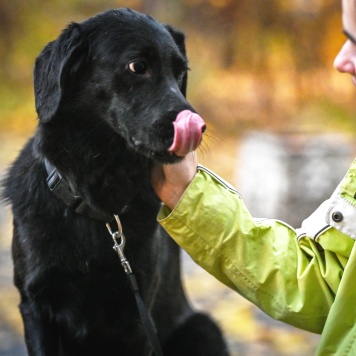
<box><xmin>128</xmin><ymin>60</ymin><xmax>148</xmax><ymax>75</ymax></box>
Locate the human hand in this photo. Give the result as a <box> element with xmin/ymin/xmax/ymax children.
<box><xmin>151</xmin><ymin>152</ymin><xmax>198</xmax><ymax>210</ymax></box>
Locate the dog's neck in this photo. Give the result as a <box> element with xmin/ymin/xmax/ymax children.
<box><xmin>36</xmin><ymin>123</ymin><xmax>156</xmax><ymax>222</ymax></box>
<box><xmin>44</xmin><ymin>159</ymin><xmax>117</xmax><ymax>222</ymax></box>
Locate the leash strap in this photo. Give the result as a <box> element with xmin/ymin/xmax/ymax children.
<box><xmin>44</xmin><ymin>161</ymin><xmax>162</xmax><ymax>353</ymax></box>
<box><xmin>127</xmin><ymin>274</ymin><xmax>164</xmax><ymax>356</ymax></box>
<box><xmin>106</xmin><ymin>215</ymin><xmax>163</xmax><ymax>356</ymax></box>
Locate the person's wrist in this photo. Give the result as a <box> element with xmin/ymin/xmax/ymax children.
<box><xmin>162</xmin><ymin>179</ymin><xmax>191</xmax><ymax>210</ymax></box>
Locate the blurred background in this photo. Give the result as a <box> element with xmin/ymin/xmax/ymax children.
<box><xmin>0</xmin><ymin>0</ymin><xmax>355</xmax><ymax>355</ymax></box>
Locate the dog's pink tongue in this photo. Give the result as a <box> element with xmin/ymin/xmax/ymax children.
<box><xmin>168</xmin><ymin>110</ymin><xmax>206</xmax><ymax>156</ymax></box>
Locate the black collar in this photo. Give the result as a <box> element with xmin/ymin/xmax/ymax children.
<box><xmin>45</xmin><ymin>159</ymin><xmax>114</xmax><ymax>222</ymax></box>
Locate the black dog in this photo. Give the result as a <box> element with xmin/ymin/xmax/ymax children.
<box><xmin>2</xmin><ymin>8</ymin><xmax>229</xmax><ymax>356</ymax></box>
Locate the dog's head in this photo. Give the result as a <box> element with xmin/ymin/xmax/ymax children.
<box><xmin>34</xmin><ymin>8</ymin><xmax>204</xmax><ymax>163</ymax></box>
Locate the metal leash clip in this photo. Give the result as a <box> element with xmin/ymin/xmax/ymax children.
<box><xmin>105</xmin><ymin>214</ymin><xmax>164</xmax><ymax>356</ymax></box>
<box><xmin>106</xmin><ymin>215</ymin><xmax>132</xmax><ymax>274</ymax></box>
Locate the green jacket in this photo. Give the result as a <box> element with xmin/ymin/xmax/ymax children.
<box><xmin>158</xmin><ymin>160</ymin><xmax>356</xmax><ymax>355</ymax></box>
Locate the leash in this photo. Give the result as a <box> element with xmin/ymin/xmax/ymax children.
<box><xmin>106</xmin><ymin>215</ymin><xmax>164</xmax><ymax>356</ymax></box>
<box><xmin>44</xmin><ymin>160</ymin><xmax>163</xmax><ymax>355</ymax></box>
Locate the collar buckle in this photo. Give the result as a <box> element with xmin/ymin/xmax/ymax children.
<box><xmin>46</xmin><ymin>167</ymin><xmax>83</xmax><ymax>210</ymax></box>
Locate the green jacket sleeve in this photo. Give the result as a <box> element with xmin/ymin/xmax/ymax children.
<box><xmin>157</xmin><ymin>166</ymin><xmax>354</xmax><ymax>334</ymax></box>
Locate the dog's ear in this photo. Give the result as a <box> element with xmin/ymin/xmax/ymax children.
<box><xmin>164</xmin><ymin>25</ymin><xmax>188</xmax><ymax>97</ymax></box>
<box><xmin>34</xmin><ymin>23</ymin><xmax>87</xmax><ymax>123</ymax></box>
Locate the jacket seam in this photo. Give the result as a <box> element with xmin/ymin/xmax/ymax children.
<box><xmin>197</xmin><ymin>165</ymin><xmax>241</xmax><ymax>196</ymax></box>
<box><xmin>343</xmin><ymin>330</ymin><xmax>356</xmax><ymax>355</ymax></box>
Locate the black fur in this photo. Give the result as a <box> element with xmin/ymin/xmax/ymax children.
<box><xmin>2</xmin><ymin>8</ymin><xmax>229</xmax><ymax>356</ymax></box>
